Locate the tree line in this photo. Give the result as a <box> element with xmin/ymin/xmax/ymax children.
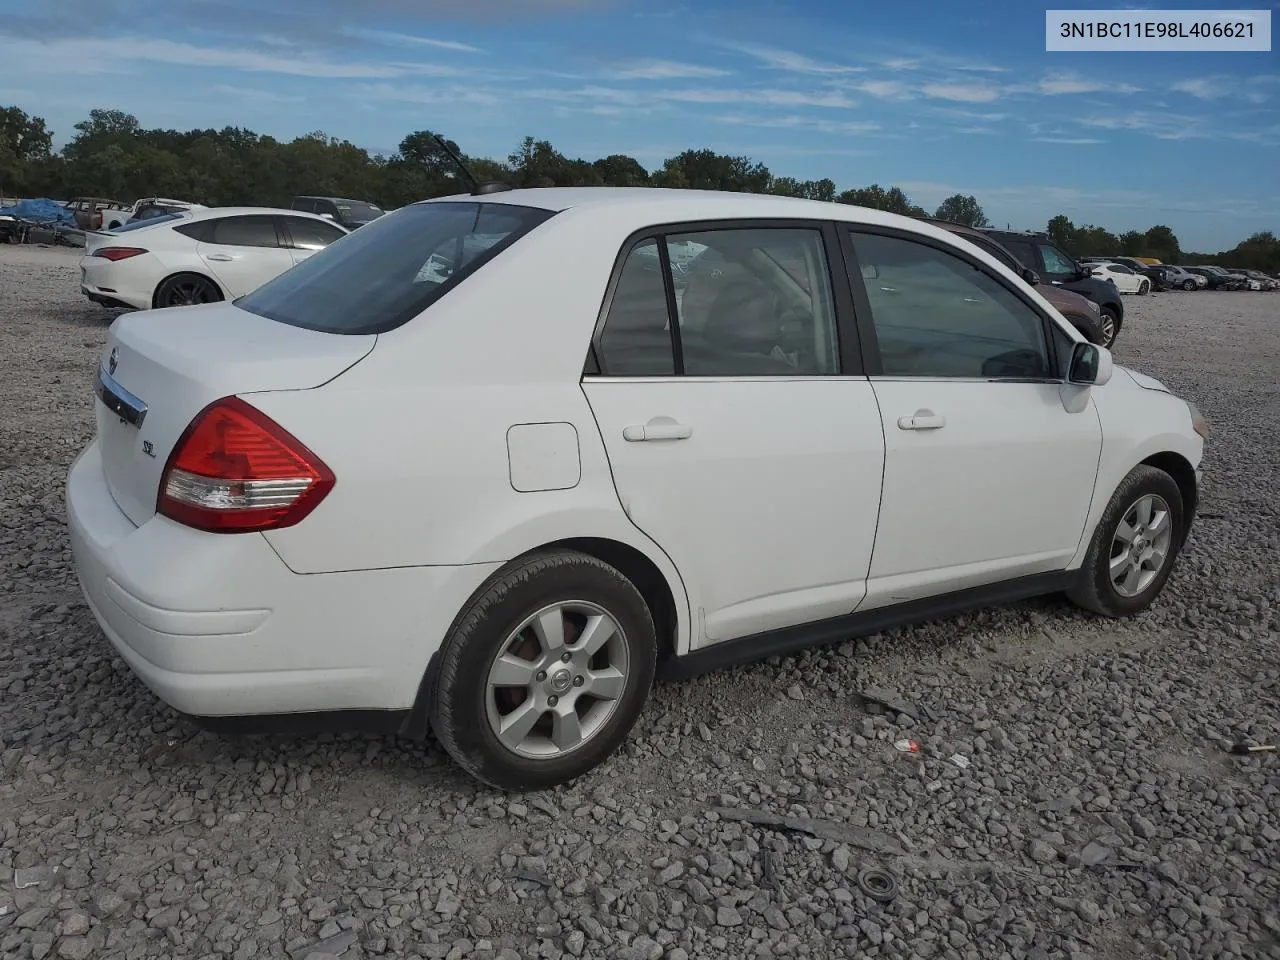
<box><xmin>2</xmin><ymin>105</ymin><xmax>1276</xmax><ymax>272</ymax></box>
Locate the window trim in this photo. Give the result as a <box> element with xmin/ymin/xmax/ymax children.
<box><xmin>585</xmin><ymin>217</ymin><xmax>863</xmax><ymax>381</ymax></box>
<box><xmin>838</xmin><ymin>223</ymin><xmax>1074</xmax><ymax>384</ymax></box>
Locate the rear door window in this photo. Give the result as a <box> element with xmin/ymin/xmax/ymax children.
<box><xmin>283</xmin><ymin>216</ymin><xmax>347</xmax><ymax>250</ymax></box>
<box><xmin>236</xmin><ymin>201</ymin><xmax>555</xmax><ymax>334</ymax></box>
<box><xmin>208</xmin><ymin>215</ymin><xmax>281</xmax><ymax>248</ymax></box>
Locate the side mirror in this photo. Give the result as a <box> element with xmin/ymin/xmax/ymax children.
<box><xmin>1021</xmin><ymin>267</ymin><xmax>1041</xmax><ymax>285</ymax></box>
<box><xmin>860</xmin><ymin>264</ymin><xmax>880</xmax><ymax>280</ymax></box>
<box><xmin>1069</xmin><ymin>341</ymin><xmax>1113</xmax><ymax>386</ymax></box>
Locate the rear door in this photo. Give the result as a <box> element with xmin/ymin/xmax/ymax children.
<box><xmin>195</xmin><ymin>214</ymin><xmax>296</xmax><ymax>297</ymax></box>
<box><xmin>581</xmin><ymin>220</ymin><xmax>886</xmax><ymax>647</ymax></box>
<box><xmin>280</xmin><ymin>215</ymin><xmax>348</xmax><ymax>266</ymax></box>
<box><xmin>840</xmin><ymin>226</ymin><xmax>1102</xmax><ymax>607</ymax></box>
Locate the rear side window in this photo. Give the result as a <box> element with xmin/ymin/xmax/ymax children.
<box><xmin>210</xmin><ymin>215</ymin><xmax>280</xmax><ymax>248</ymax></box>
<box><xmin>236</xmin><ymin>201</ymin><xmax>555</xmax><ymax>335</ymax></box>
<box><xmin>284</xmin><ymin>216</ymin><xmax>346</xmax><ymax>250</ymax></box>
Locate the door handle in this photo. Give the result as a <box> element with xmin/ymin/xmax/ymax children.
<box><xmin>897</xmin><ymin>409</ymin><xmax>946</xmax><ymax>431</ymax></box>
<box><xmin>623</xmin><ymin>419</ymin><xmax>692</xmax><ymax>442</ymax></box>
<box><xmin>206</xmin><ymin>253</ymin><xmax>234</xmax><ymax>261</ymax></box>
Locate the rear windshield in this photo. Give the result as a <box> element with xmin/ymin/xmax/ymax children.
<box><xmin>236</xmin><ymin>201</ymin><xmax>556</xmax><ymax>335</ymax></box>
<box><xmin>334</xmin><ymin>200</ymin><xmax>384</xmax><ymax>221</ymax></box>
<box><xmin>110</xmin><ymin>212</ymin><xmax>184</xmax><ymax>233</ymax></box>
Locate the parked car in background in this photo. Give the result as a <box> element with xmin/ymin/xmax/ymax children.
<box><xmin>65</xmin><ymin>197</ymin><xmax>131</xmax><ymax>231</ymax></box>
<box><xmin>1160</xmin><ymin>265</ymin><xmax>1208</xmax><ymax>291</ymax></box>
<box><xmin>291</xmin><ymin>196</ymin><xmax>385</xmax><ymax>230</ymax></box>
<box><xmin>1186</xmin><ymin>266</ymin><xmax>1247</xmax><ymax>291</ymax></box>
<box><xmin>79</xmin><ymin>206</ymin><xmax>349</xmax><ymax>311</ymax></box>
<box><xmin>980</xmin><ymin>229</ymin><xmax>1126</xmax><ymax>346</ymax></box>
<box><xmin>924</xmin><ymin>218</ymin><xmax>1112</xmax><ymax>345</ymax></box>
<box><xmin>104</xmin><ymin>197</ymin><xmax>207</xmax><ymax>231</ymax></box>
<box><xmin>1088</xmin><ymin>261</ymin><xmax>1151</xmax><ymax>295</ymax></box>
<box><xmin>68</xmin><ymin>187</ymin><xmax>1208</xmax><ymax>790</ymax></box>
<box><xmin>1139</xmin><ymin>264</ymin><xmax>1174</xmax><ymax>292</ymax></box>
<box><xmin>1234</xmin><ymin>269</ymin><xmax>1277</xmax><ymax>291</ymax></box>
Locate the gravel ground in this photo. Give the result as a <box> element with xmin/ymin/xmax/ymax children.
<box><xmin>1</xmin><ymin>242</ymin><xmax>1278</xmax><ymax>960</ymax></box>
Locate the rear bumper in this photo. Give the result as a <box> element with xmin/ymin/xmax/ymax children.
<box><xmin>79</xmin><ymin>259</ymin><xmax>153</xmax><ymax>311</ymax></box>
<box><xmin>66</xmin><ymin>439</ymin><xmax>500</xmax><ymax>721</ymax></box>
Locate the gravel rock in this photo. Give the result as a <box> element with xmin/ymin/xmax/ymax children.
<box><xmin>0</xmin><ymin>247</ymin><xmax>1277</xmax><ymax>958</ymax></box>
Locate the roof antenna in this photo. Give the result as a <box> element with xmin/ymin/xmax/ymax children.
<box><xmin>430</xmin><ymin>133</ymin><xmax>513</xmax><ymax>196</ymax></box>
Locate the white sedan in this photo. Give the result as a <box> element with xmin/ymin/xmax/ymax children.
<box><xmin>78</xmin><ymin>206</ymin><xmax>350</xmax><ymax>311</ymax></box>
<box><xmin>1088</xmin><ymin>260</ymin><xmax>1151</xmax><ymax>295</ymax></box>
<box><xmin>67</xmin><ymin>188</ymin><xmax>1208</xmax><ymax>790</ymax></box>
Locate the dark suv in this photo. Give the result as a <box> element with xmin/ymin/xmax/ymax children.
<box><xmin>979</xmin><ymin>229</ymin><xmax>1125</xmax><ymax>345</ymax></box>
<box><xmin>290</xmin><ymin>196</ymin><xmax>385</xmax><ymax>230</ymax></box>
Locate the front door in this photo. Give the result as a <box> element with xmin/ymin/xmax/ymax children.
<box><xmin>196</xmin><ymin>214</ymin><xmax>295</xmax><ymax>297</ymax></box>
<box><xmin>841</xmin><ymin>227</ymin><xmax>1103</xmax><ymax>607</ymax></box>
<box><xmin>582</xmin><ymin>223</ymin><xmax>886</xmax><ymax>647</ymax></box>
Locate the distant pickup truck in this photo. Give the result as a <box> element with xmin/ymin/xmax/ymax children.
<box><xmin>101</xmin><ymin>197</ymin><xmax>206</xmax><ymax>231</ymax></box>
<box><xmin>64</xmin><ymin>197</ymin><xmax>132</xmax><ymax>231</ymax></box>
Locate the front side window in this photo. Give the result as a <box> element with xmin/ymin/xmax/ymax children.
<box><xmin>1111</xmin><ymin>264</ymin><xmax>1133</xmax><ymax>274</ymax></box>
<box><xmin>848</xmin><ymin>230</ymin><xmax>1051</xmax><ymax>380</ymax></box>
<box><xmin>237</xmin><ymin>201</ymin><xmax>555</xmax><ymax>335</ymax></box>
<box><xmin>595</xmin><ymin>226</ymin><xmax>840</xmax><ymax>377</ymax></box>
<box><xmin>209</xmin><ymin>215</ymin><xmax>280</xmax><ymax>248</ymax></box>
<box><xmin>1037</xmin><ymin>243</ymin><xmax>1076</xmax><ymax>275</ymax></box>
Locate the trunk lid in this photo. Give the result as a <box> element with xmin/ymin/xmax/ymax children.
<box><xmin>95</xmin><ymin>302</ymin><xmax>375</xmax><ymax>526</ymax></box>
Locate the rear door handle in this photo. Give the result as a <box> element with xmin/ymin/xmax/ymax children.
<box><xmin>897</xmin><ymin>409</ymin><xmax>946</xmax><ymax>431</ymax></box>
<box><xmin>206</xmin><ymin>253</ymin><xmax>234</xmax><ymax>262</ymax></box>
<box><xmin>623</xmin><ymin>419</ymin><xmax>692</xmax><ymax>442</ymax></box>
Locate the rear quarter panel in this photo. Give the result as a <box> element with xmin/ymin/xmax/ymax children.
<box><xmin>247</xmin><ymin>206</ymin><xmax>692</xmax><ymax>639</ymax></box>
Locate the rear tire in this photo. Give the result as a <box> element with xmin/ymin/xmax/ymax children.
<box><xmin>1138</xmin><ymin>280</ymin><xmax>1150</xmax><ymax>296</ymax></box>
<box><xmin>1098</xmin><ymin>307</ymin><xmax>1120</xmax><ymax>347</ymax></box>
<box><xmin>1067</xmin><ymin>465</ymin><xmax>1186</xmax><ymax>618</ymax></box>
<box><xmin>428</xmin><ymin>550</ymin><xmax>657</xmax><ymax>791</ymax></box>
<box><xmin>154</xmin><ymin>273</ymin><xmax>223</xmax><ymax>309</ymax></box>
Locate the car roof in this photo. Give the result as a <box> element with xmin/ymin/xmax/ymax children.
<box><xmin>414</xmin><ymin>186</ymin><xmax>967</xmax><ymax>237</ymax></box>
<box><xmin>181</xmin><ymin>205</ymin><xmax>342</xmax><ymax>222</ymax></box>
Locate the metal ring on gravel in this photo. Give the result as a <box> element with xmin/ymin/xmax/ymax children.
<box><xmin>857</xmin><ymin>867</ymin><xmax>898</xmax><ymax>903</ymax></box>
<box><xmin>484</xmin><ymin>600</ymin><xmax>629</xmax><ymax>761</ymax></box>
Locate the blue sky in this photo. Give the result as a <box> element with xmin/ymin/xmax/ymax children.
<box><xmin>1</xmin><ymin>0</ymin><xmax>1277</xmax><ymax>250</ymax></box>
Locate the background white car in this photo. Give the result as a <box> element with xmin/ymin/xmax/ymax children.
<box><xmin>68</xmin><ymin>188</ymin><xmax>1207</xmax><ymax>790</ymax></box>
<box><xmin>79</xmin><ymin>206</ymin><xmax>349</xmax><ymax>310</ymax></box>
<box><xmin>1088</xmin><ymin>261</ymin><xmax>1151</xmax><ymax>295</ymax></box>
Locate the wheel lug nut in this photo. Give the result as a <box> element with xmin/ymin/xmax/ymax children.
<box><xmin>548</xmin><ymin>695</ymin><xmax>558</xmax><ymax>707</ymax></box>
<box><xmin>573</xmin><ymin>675</ymin><xmax>584</xmax><ymax>687</ymax></box>
<box><xmin>535</xmin><ymin>671</ymin><xmax>547</xmax><ymax>682</ymax></box>
<box><xmin>560</xmin><ymin>652</ymin><xmax>571</xmax><ymax>662</ymax></box>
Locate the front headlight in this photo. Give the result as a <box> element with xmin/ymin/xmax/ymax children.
<box><xmin>1187</xmin><ymin>401</ymin><xmax>1210</xmax><ymax>441</ymax></box>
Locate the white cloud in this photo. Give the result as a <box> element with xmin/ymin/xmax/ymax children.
<box><xmin>1078</xmin><ymin>112</ymin><xmax>1211</xmax><ymax>140</ymax></box>
<box><xmin>712</xmin><ymin>114</ymin><xmax>882</xmax><ymax>135</ymax></box>
<box><xmin>723</xmin><ymin>42</ymin><xmax>864</xmax><ymax>75</ymax></box>
<box><xmin>1036</xmin><ymin>73</ymin><xmax>1142</xmax><ymax>95</ymax></box>
<box><xmin>355</xmin><ymin>83</ymin><xmax>505</xmax><ymax>106</ymax></box>
<box><xmin>1031</xmin><ymin>136</ymin><xmax>1104</xmax><ymax>144</ymax></box>
<box><xmin>211</xmin><ymin>85</ymin><xmax>304</xmax><ymax>103</ymax></box>
<box><xmin>605</xmin><ymin>59</ymin><xmax>731</xmax><ymax>80</ymax></box>
<box><xmin>921</xmin><ymin>81</ymin><xmax>1002</xmax><ymax>103</ymax></box>
<box><xmin>1171</xmin><ymin>76</ymin><xmax>1232</xmax><ymax>100</ymax></box>
<box><xmin>5</xmin><ymin>34</ymin><xmax>473</xmax><ymax>79</ymax></box>
<box><xmin>852</xmin><ymin>80</ymin><xmax>912</xmax><ymax>99</ymax></box>
<box><xmin>347</xmin><ymin>29</ymin><xmax>483</xmax><ymax>53</ymax></box>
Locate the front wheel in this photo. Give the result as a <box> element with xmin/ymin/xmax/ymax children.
<box><xmin>1097</xmin><ymin>307</ymin><xmax>1119</xmax><ymax>347</ymax></box>
<box><xmin>428</xmin><ymin>550</ymin><xmax>658</xmax><ymax>790</ymax></box>
<box><xmin>1068</xmin><ymin>465</ymin><xmax>1186</xmax><ymax>618</ymax></box>
<box><xmin>1182</xmin><ymin>280</ymin><xmax>1196</xmax><ymax>291</ymax></box>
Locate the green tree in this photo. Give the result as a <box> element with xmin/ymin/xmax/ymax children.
<box><xmin>651</xmin><ymin>149</ymin><xmax>771</xmax><ymax>193</ymax></box>
<box><xmin>1047</xmin><ymin>215</ymin><xmax>1076</xmax><ymax>253</ymax></box>
<box><xmin>1143</xmin><ymin>225</ymin><xmax>1180</xmax><ymax>263</ymax></box>
<box><xmin>0</xmin><ymin>105</ymin><xmax>53</xmax><ymax>195</ymax></box>
<box><xmin>593</xmin><ymin>154</ymin><xmax>649</xmax><ymax>187</ymax></box>
<box><xmin>934</xmin><ymin>193</ymin><xmax>989</xmax><ymax>227</ymax></box>
<box><xmin>837</xmin><ymin>184</ymin><xmax>927</xmax><ymax>217</ymax></box>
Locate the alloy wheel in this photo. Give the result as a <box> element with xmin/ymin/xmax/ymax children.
<box><xmin>163</xmin><ymin>277</ymin><xmax>219</xmax><ymax>307</ymax></box>
<box><xmin>485</xmin><ymin>601</ymin><xmax>630</xmax><ymax>759</ymax></box>
<box><xmin>1109</xmin><ymin>494</ymin><xmax>1173</xmax><ymax>598</ymax></box>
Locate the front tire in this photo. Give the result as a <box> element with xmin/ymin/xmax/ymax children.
<box><xmin>1182</xmin><ymin>279</ymin><xmax>1196</xmax><ymax>291</ymax></box>
<box><xmin>1068</xmin><ymin>465</ymin><xmax>1186</xmax><ymax>618</ymax></box>
<box><xmin>428</xmin><ymin>550</ymin><xmax>658</xmax><ymax>791</ymax></box>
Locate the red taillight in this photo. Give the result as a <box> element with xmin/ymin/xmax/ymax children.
<box><xmin>93</xmin><ymin>246</ymin><xmax>149</xmax><ymax>261</ymax></box>
<box><xmin>157</xmin><ymin>397</ymin><xmax>335</xmax><ymax>534</ymax></box>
